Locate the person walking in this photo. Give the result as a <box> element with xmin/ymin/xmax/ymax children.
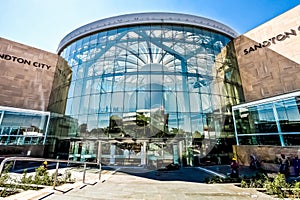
<box><xmin>292</xmin><ymin>155</ymin><xmax>300</xmax><ymax>177</ymax></box>
<box><xmin>230</xmin><ymin>157</ymin><xmax>239</xmax><ymax>178</ymax></box>
<box><xmin>250</xmin><ymin>154</ymin><xmax>258</xmax><ymax>170</ymax></box>
<box><xmin>279</xmin><ymin>154</ymin><xmax>290</xmax><ymax>176</ymax></box>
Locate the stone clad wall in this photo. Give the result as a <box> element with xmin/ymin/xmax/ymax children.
<box><xmin>233</xmin><ymin>145</ymin><xmax>300</xmax><ymax>174</ymax></box>
<box><xmin>0</xmin><ymin>37</ymin><xmax>59</xmax><ymax>111</ymax></box>
<box><xmin>233</xmin><ymin>5</ymin><xmax>300</xmax><ymax>102</ymax></box>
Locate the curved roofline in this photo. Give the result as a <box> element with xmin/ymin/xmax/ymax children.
<box><xmin>57</xmin><ymin>12</ymin><xmax>239</xmax><ymax>53</ymax></box>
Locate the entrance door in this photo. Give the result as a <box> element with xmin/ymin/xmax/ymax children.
<box><xmin>146</xmin><ymin>142</ymin><xmax>178</xmax><ymax>169</ymax></box>
<box><xmin>100</xmin><ymin>142</ymin><xmax>143</xmax><ymax>166</ymax></box>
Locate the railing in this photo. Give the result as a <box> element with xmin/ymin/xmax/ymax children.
<box><xmin>0</xmin><ymin>157</ymin><xmax>102</xmax><ymax>189</ymax></box>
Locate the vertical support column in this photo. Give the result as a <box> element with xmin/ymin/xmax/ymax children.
<box><xmin>97</xmin><ymin>141</ymin><xmax>102</xmax><ymax>165</ymax></box>
<box><xmin>272</xmin><ymin>103</ymin><xmax>285</xmax><ymax>146</ymax></box>
<box><xmin>110</xmin><ymin>143</ymin><xmax>116</xmax><ymax>165</ymax></box>
<box><xmin>141</xmin><ymin>141</ymin><xmax>147</xmax><ymax>166</ymax></box>
<box><xmin>173</xmin><ymin>143</ymin><xmax>179</xmax><ymax>164</ymax></box>
<box><xmin>43</xmin><ymin>113</ymin><xmax>51</xmax><ymax>145</ymax></box>
<box><xmin>178</xmin><ymin>140</ymin><xmax>183</xmax><ymax>167</ymax></box>
<box><xmin>0</xmin><ymin>110</ymin><xmax>4</xmax><ymax>127</ymax></box>
<box><xmin>232</xmin><ymin>108</ymin><xmax>239</xmax><ymax>145</ymax></box>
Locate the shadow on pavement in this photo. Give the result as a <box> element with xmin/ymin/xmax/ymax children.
<box><xmin>102</xmin><ymin>166</ymin><xmax>217</xmax><ymax>183</ymax></box>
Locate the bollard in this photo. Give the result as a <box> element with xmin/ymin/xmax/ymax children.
<box><xmin>83</xmin><ymin>162</ymin><xmax>87</xmax><ymax>184</ymax></box>
<box><xmin>98</xmin><ymin>163</ymin><xmax>101</xmax><ymax>180</ymax></box>
<box><xmin>53</xmin><ymin>162</ymin><xmax>59</xmax><ymax>190</ymax></box>
<box><xmin>12</xmin><ymin>160</ymin><xmax>16</xmax><ymax>170</ymax></box>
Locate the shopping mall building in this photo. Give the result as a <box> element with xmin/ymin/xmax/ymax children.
<box><xmin>0</xmin><ymin>5</ymin><xmax>299</xmax><ymax>168</ymax></box>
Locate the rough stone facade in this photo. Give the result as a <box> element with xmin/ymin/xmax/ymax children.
<box><xmin>0</xmin><ymin>37</ymin><xmax>69</xmax><ymax>112</ymax></box>
<box><xmin>234</xmin><ymin>5</ymin><xmax>300</xmax><ymax>102</ymax></box>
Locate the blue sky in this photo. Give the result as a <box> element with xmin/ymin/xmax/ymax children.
<box><xmin>0</xmin><ymin>0</ymin><xmax>299</xmax><ymax>53</ymax></box>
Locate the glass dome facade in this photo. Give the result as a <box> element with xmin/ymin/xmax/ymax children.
<box><xmin>52</xmin><ymin>13</ymin><xmax>244</xmax><ymax>166</ymax></box>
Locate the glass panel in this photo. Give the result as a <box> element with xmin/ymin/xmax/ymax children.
<box><xmin>99</xmin><ymin>93</ymin><xmax>112</xmax><ymax>113</ymax></box>
<box><xmin>137</xmin><ymin>91</ymin><xmax>151</xmax><ymax>110</ymax></box>
<box><xmin>1</xmin><ymin>112</ymin><xmax>45</xmax><ymax>133</ymax></box>
<box><xmin>79</xmin><ymin>95</ymin><xmax>90</xmax><ymax>115</ymax></box>
<box><xmin>256</xmin><ymin>103</ymin><xmax>277</xmax><ymax>133</ymax></box>
<box><xmin>82</xmin><ymin>79</ymin><xmax>92</xmax><ymax>96</ymax></box>
<box><xmin>87</xmin><ymin>114</ymin><xmax>98</xmax><ymax>133</ymax></box>
<box><xmin>238</xmin><ymin>135</ymin><xmax>281</xmax><ymax>146</ymax></box>
<box><xmin>124</xmin><ymin>91</ymin><xmax>136</xmax><ymax>112</ymax></box>
<box><xmin>277</xmin><ymin>98</ymin><xmax>300</xmax><ymax>132</ymax></box>
<box><xmin>283</xmin><ymin>134</ymin><xmax>300</xmax><ymax>146</ymax></box>
<box><xmin>164</xmin><ymin>91</ymin><xmax>177</xmax><ymax>113</ymax></box>
<box><xmin>111</xmin><ymin>92</ymin><xmax>124</xmax><ymax>112</ymax></box>
<box><xmin>73</xmin><ymin>79</ymin><xmax>83</xmax><ymax>97</ymax></box>
<box><xmin>176</xmin><ymin>92</ymin><xmax>190</xmax><ymax>113</ymax></box>
<box><xmin>90</xmin><ymin>77</ymin><xmax>101</xmax><ymax>94</ymax></box>
<box><xmin>88</xmin><ymin>94</ymin><xmax>100</xmax><ymax>114</ymax></box>
<box><xmin>189</xmin><ymin>92</ymin><xmax>201</xmax><ymax>113</ymax></box>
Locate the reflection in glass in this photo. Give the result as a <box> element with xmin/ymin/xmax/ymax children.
<box><xmin>233</xmin><ymin>94</ymin><xmax>300</xmax><ymax>147</ymax></box>
<box><xmin>54</xmin><ymin>24</ymin><xmax>243</xmax><ymax>166</ymax></box>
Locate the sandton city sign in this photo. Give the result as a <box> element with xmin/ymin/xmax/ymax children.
<box><xmin>243</xmin><ymin>25</ymin><xmax>300</xmax><ymax>55</ymax></box>
<box><xmin>0</xmin><ymin>53</ymin><xmax>51</xmax><ymax>70</ymax></box>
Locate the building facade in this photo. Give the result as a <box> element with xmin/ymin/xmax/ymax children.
<box><xmin>232</xmin><ymin>5</ymin><xmax>300</xmax><ymax>167</ymax></box>
<box><xmin>53</xmin><ymin>13</ymin><xmax>244</xmax><ymax>166</ymax></box>
<box><xmin>0</xmin><ymin>6</ymin><xmax>298</xmax><ymax>168</ymax></box>
<box><xmin>0</xmin><ymin>37</ymin><xmax>70</xmax><ymax>156</ymax></box>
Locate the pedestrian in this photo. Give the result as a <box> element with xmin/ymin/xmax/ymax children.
<box><xmin>42</xmin><ymin>161</ymin><xmax>48</xmax><ymax>170</ymax></box>
<box><xmin>292</xmin><ymin>155</ymin><xmax>300</xmax><ymax>177</ymax></box>
<box><xmin>230</xmin><ymin>157</ymin><xmax>239</xmax><ymax>178</ymax></box>
<box><xmin>250</xmin><ymin>154</ymin><xmax>258</xmax><ymax>170</ymax></box>
<box><xmin>279</xmin><ymin>154</ymin><xmax>290</xmax><ymax>176</ymax></box>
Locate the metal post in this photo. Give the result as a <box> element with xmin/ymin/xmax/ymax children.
<box><xmin>53</xmin><ymin>162</ymin><xmax>59</xmax><ymax>190</ymax></box>
<box><xmin>12</xmin><ymin>160</ymin><xmax>16</xmax><ymax>170</ymax></box>
<box><xmin>83</xmin><ymin>162</ymin><xmax>86</xmax><ymax>184</ymax></box>
<box><xmin>97</xmin><ymin>140</ymin><xmax>102</xmax><ymax>165</ymax></box>
<box><xmin>98</xmin><ymin>163</ymin><xmax>101</xmax><ymax>181</ymax></box>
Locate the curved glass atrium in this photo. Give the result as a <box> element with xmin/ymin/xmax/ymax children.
<box><xmin>53</xmin><ymin>23</ymin><xmax>244</xmax><ymax>166</ymax></box>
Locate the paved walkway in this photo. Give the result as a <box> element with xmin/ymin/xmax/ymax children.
<box><xmin>45</xmin><ymin>167</ymin><xmax>274</xmax><ymax>200</ymax></box>
<box><xmin>5</xmin><ymin>166</ymin><xmax>277</xmax><ymax>200</ymax></box>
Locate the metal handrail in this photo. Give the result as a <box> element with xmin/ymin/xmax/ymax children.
<box><xmin>0</xmin><ymin>157</ymin><xmax>102</xmax><ymax>189</ymax></box>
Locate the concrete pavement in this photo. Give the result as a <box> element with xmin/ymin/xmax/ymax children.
<box><xmin>4</xmin><ymin>165</ymin><xmax>277</xmax><ymax>200</ymax></box>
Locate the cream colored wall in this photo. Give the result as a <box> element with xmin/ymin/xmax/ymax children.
<box><xmin>243</xmin><ymin>5</ymin><xmax>300</xmax><ymax>63</ymax></box>
<box><xmin>234</xmin><ymin>5</ymin><xmax>300</xmax><ymax>102</ymax></box>
<box><xmin>0</xmin><ymin>37</ymin><xmax>58</xmax><ymax>111</ymax></box>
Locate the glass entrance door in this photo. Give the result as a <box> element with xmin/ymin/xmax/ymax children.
<box><xmin>100</xmin><ymin>142</ymin><xmax>143</xmax><ymax>166</ymax></box>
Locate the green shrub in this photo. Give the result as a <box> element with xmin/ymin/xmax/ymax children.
<box><xmin>0</xmin><ymin>162</ymin><xmax>19</xmax><ymax>197</ymax></box>
<box><xmin>292</xmin><ymin>181</ymin><xmax>300</xmax><ymax>198</ymax></box>
<box><xmin>0</xmin><ymin>163</ymin><xmax>75</xmax><ymax>197</ymax></box>
<box><xmin>264</xmin><ymin>173</ymin><xmax>290</xmax><ymax>198</ymax></box>
<box><xmin>21</xmin><ymin>166</ymin><xmax>75</xmax><ymax>186</ymax></box>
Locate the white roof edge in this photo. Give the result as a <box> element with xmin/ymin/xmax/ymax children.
<box><xmin>57</xmin><ymin>12</ymin><xmax>239</xmax><ymax>53</ymax></box>
<box><xmin>232</xmin><ymin>91</ymin><xmax>300</xmax><ymax>110</ymax></box>
<box><xmin>0</xmin><ymin>106</ymin><xmax>50</xmax><ymax>115</ymax></box>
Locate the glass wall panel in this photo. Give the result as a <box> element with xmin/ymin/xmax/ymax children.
<box><xmin>0</xmin><ymin>108</ymin><xmax>50</xmax><ymax>145</ymax></box>
<box><xmin>278</xmin><ymin>98</ymin><xmax>300</xmax><ymax>132</ymax></box>
<box><xmin>99</xmin><ymin>93</ymin><xmax>112</xmax><ymax>113</ymax></box>
<box><xmin>283</xmin><ymin>134</ymin><xmax>300</xmax><ymax>146</ymax></box>
<box><xmin>55</xmin><ymin>22</ymin><xmax>244</xmax><ymax>163</ymax></box>
<box><xmin>238</xmin><ymin>135</ymin><xmax>281</xmax><ymax>146</ymax></box>
<box><xmin>233</xmin><ymin>93</ymin><xmax>300</xmax><ymax>146</ymax></box>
